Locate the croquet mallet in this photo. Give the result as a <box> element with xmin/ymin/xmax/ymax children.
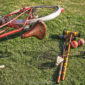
<box><xmin>61</xmin><ymin>30</ymin><xmax>80</xmax><ymax>80</ymax></box>
<box><xmin>56</xmin><ymin>39</ymin><xmax>68</xmax><ymax>83</ymax></box>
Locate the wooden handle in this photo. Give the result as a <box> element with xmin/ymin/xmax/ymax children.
<box><xmin>61</xmin><ymin>33</ymin><xmax>72</xmax><ymax>80</ymax></box>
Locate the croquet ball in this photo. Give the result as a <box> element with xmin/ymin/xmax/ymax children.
<box><xmin>78</xmin><ymin>38</ymin><xmax>84</xmax><ymax>47</ymax></box>
<box><xmin>70</xmin><ymin>41</ymin><xmax>78</xmax><ymax>48</ymax></box>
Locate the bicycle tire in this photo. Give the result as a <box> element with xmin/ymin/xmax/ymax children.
<box><xmin>10</xmin><ymin>5</ymin><xmax>64</xmax><ymax>25</ymax></box>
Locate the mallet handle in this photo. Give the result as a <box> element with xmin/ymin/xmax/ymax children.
<box><xmin>56</xmin><ymin>39</ymin><xmax>68</xmax><ymax>83</ymax></box>
<box><xmin>61</xmin><ymin>33</ymin><xmax>72</xmax><ymax>80</ymax></box>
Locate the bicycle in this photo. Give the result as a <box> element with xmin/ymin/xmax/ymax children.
<box><xmin>0</xmin><ymin>5</ymin><xmax>64</xmax><ymax>38</ymax></box>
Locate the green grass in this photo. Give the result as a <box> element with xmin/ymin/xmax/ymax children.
<box><xmin>0</xmin><ymin>0</ymin><xmax>85</xmax><ymax>85</ymax></box>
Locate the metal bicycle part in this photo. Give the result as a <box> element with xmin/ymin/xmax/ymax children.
<box><xmin>9</xmin><ymin>5</ymin><xmax>64</xmax><ymax>25</ymax></box>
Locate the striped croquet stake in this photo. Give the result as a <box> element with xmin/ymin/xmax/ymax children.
<box><xmin>56</xmin><ymin>40</ymin><xmax>68</xmax><ymax>83</ymax></box>
<box><xmin>61</xmin><ymin>33</ymin><xmax>73</xmax><ymax>80</ymax></box>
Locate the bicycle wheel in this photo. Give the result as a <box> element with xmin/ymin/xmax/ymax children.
<box><xmin>10</xmin><ymin>5</ymin><xmax>64</xmax><ymax>25</ymax></box>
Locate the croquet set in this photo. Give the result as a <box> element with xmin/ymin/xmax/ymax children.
<box><xmin>56</xmin><ymin>30</ymin><xmax>85</xmax><ymax>83</ymax></box>
<box><xmin>0</xmin><ymin>5</ymin><xmax>84</xmax><ymax>84</ymax></box>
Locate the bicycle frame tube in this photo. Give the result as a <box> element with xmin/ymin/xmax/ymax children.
<box><xmin>5</xmin><ymin>7</ymin><xmax>31</xmax><ymax>18</ymax></box>
<box><xmin>0</xmin><ymin>8</ymin><xmax>32</xmax><ymax>38</ymax></box>
<box><xmin>0</xmin><ymin>8</ymin><xmax>31</xmax><ymax>29</ymax></box>
<box><xmin>0</xmin><ymin>28</ymin><xmax>23</xmax><ymax>38</ymax></box>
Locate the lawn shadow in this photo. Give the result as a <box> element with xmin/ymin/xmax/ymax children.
<box><xmin>50</xmin><ymin>34</ymin><xmax>57</xmax><ymax>40</ymax></box>
<box><xmin>0</xmin><ymin>50</ymin><xmax>12</xmax><ymax>58</ymax></box>
<box><xmin>27</xmin><ymin>49</ymin><xmax>57</xmax><ymax>69</ymax></box>
<box><xmin>0</xmin><ymin>31</ymin><xmax>25</xmax><ymax>58</ymax></box>
<box><xmin>0</xmin><ymin>30</ymin><xmax>25</xmax><ymax>42</ymax></box>
<box><xmin>50</xmin><ymin>34</ymin><xmax>65</xmax><ymax>54</ymax></box>
<box><xmin>70</xmin><ymin>54</ymin><xmax>85</xmax><ymax>59</ymax></box>
<box><xmin>38</xmin><ymin>61</ymin><xmax>55</xmax><ymax>69</ymax></box>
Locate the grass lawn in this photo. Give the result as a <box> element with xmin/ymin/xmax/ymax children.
<box><xmin>0</xmin><ymin>0</ymin><xmax>85</xmax><ymax>85</ymax></box>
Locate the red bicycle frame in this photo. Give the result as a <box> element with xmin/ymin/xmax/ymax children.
<box><xmin>0</xmin><ymin>5</ymin><xmax>64</xmax><ymax>38</ymax></box>
<box><xmin>0</xmin><ymin>7</ymin><xmax>33</xmax><ymax>38</ymax></box>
